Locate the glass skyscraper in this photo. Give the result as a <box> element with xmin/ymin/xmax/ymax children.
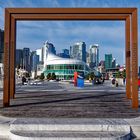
<box><xmin>89</xmin><ymin>44</ymin><xmax>99</xmax><ymax>68</ymax></box>
<box><xmin>42</xmin><ymin>41</ymin><xmax>56</xmax><ymax>65</ymax></box>
<box><xmin>70</xmin><ymin>42</ymin><xmax>86</xmax><ymax>63</ymax></box>
<box><xmin>30</xmin><ymin>51</ymin><xmax>39</xmax><ymax>71</ymax></box>
<box><xmin>23</xmin><ymin>48</ymin><xmax>31</xmax><ymax>72</ymax></box>
<box><xmin>112</xmin><ymin>58</ymin><xmax>116</xmax><ymax>68</ymax></box>
<box><xmin>57</xmin><ymin>49</ymin><xmax>70</xmax><ymax>58</ymax></box>
<box><xmin>16</xmin><ymin>49</ymin><xmax>23</xmax><ymax>68</ymax></box>
<box><xmin>105</xmin><ymin>54</ymin><xmax>113</xmax><ymax>69</ymax></box>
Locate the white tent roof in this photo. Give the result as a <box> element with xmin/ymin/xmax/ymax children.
<box><xmin>45</xmin><ymin>53</ymin><xmax>85</xmax><ymax>65</ymax></box>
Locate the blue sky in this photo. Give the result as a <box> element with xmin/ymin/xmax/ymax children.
<box><xmin>0</xmin><ymin>0</ymin><xmax>140</xmax><ymax>66</ymax></box>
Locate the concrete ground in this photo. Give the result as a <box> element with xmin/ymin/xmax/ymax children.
<box><xmin>0</xmin><ymin>80</ymin><xmax>140</xmax><ymax>139</ymax></box>
<box><xmin>0</xmin><ymin>80</ymin><xmax>139</xmax><ymax>118</ymax></box>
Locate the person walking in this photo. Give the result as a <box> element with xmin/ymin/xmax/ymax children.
<box><xmin>92</xmin><ymin>78</ymin><xmax>95</xmax><ymax>86</ymax></box>
<box><xmin>22</xmin><ymin>76</ymin><xmax>26</xmax><ymax>85</ymax></box>
<box><xmin>123</xmin><ymin>77</ymin><xmax>126</xmax><ymax>86</ymax></box>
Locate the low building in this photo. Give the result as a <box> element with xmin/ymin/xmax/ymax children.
<box><xmin>44</xmin><ymin>53</ymin><xmax>89</xmax><ymax>80</ymax></box>
<box><xmin>31</xmin><ymin>64</ymin><xmax>44</xmax><ymax>79</ymax></box>
<box><xmin>98</xmin><ymin>65</ymin><xmax>105</xmax><ymax>74</ymax></box>
<box><xmin>105</xmin><ymin>68</ymin><xmax>119</xmax><ymax>78</ymax></box>
<box><xmin>98</xmin><ymin>60</ymin><xmax>105</xmax><ymax>73</ymax></box>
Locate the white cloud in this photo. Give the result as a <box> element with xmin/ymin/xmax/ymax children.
<box><xmin>16</xmin><ymin>21</ymin><xmax>125</xmax><ymax>53</ymax></box>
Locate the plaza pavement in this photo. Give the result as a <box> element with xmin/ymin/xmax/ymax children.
<box><xmin>0</xmin><ymin>80</ymin><xmax>140</xmax><ymax>139</ymax></box>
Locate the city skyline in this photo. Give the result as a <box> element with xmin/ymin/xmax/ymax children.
<box><xmin>16</xmin><ymin>42</ymin><xmax>119</xmax><ymax>69</ymax></box>
<box><xmin>0</xmin><ymin>0</ymin><xmax>140</xmax><ymax>66</ymax></box>
<box><xmin>16</xmin><ymin>20</ymin><xmax>125</xmax><ymax>65</ymax></box>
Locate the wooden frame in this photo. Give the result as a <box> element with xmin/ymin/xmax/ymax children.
<box><xmin>3</xmin><ymin>8</ymin><xmax>138</xmax><ymax>108</ymax></box>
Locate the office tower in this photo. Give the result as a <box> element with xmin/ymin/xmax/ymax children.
<box><xmin>86</xmin><ymin>52</ymin><xmax>90</xmax><ymax>66</ymax></box>
<box><xmin>89</xmin><ymin>44</ymin><xmax>99</xmax><ymax>68</ymax></box>
<box><xmin>16</xmin><ymin>49</ymin><xmax>23</xmax><ymax>68</ymax></box>
<box><xmin>23</xmin><ymin>48</ymin><xmax>31</xmax><ymax>72</ymax></box>
<box><xmin>112</xmin><ymin>58</ymin><xmax>116</xmax><ymax>68</ymax></box>
<box><xmin>30</xmin><ymin>51</ymin><xmax>39</xmax><ymax>71</ymax></box>
<box><xmin>63</xmin><ymin>49</ymin><xmax>69</xmax><ymax>55</ymax></box>
<box><xmin>105</xmin><ymin>54</ymin><xmax>113</xmax><ymax>69</ymax></box>
<box><xmin>57</xmin><ymin>49</ymin><xmax>70</xmax><ymax>58</ymax></box>
<box><xmin>44</xmin><ymin>41</ymin><xmax>56</xmax><ymax>54</ymax></box>
<box><xmin>0</xmin><ymin>29</ymin><xmax>4</xmax><ymax>63</ymax></box>
<box><xmin>69</xmin><ymin>46</ymin><xmax>72</xmax><ymax>57</ymax></box>
<box><xmin>36</xmin><ymin>48</ymin><xmax>42</xmax><ymax>62</ymax></box>
<box><xmin>70</xmin><ymin>42</ymin><xmax>86</xmax><ymax>62</ymax></box>
<box><xmin>116</xmin><ymin>63</ymin><xmax>120</xmax><ymax>68</ymax></box>
<box><xmin>43</xmin><ymin>41</ymin><xmax>56</xmax><ymax>64</ymax></box>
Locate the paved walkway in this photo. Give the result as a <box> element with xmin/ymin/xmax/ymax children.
<box><xmin>0</xmin><ymin>89</ymin><xmax>140</xmax><ymax>118</ymax></box>
<box><xmin>0</xmin><ymin>81</ymin><xmax>140</xmax><ymax>118</ymax></box>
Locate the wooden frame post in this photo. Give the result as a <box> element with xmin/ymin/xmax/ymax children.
<box><xmin>125</xmin><ymin>16</ymin><xmax>131</xmax><ymax>99</ymax></box>
<box><xmin>131</xmin><ymin>9</ymin><xmax>138</xmax><ymax>108</ymax></box>
<box><xmin>3</xmin><ymin>8</ymin><xmax>138</xmax><ymax>109</ymax></box>
<box><xmin>3</xmin><ymin>9</ymin><xmax>11</xmax><ymax>107</ymax></box>
<box><xmin>10</xmin><ymin>16</ymin><xmax>16</xmax><ymax>99</ymax></box>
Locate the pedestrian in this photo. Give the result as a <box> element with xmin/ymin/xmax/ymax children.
<box><xmin>92</xmin><ymin>78</ymin><xmax>94</xmax><ymax>86</ymax></box>
<box><xmin>22</xmin><ymin>76</ymin><xmax>26</xmax><ymax>85</ymax></box>
<box><xmin>112</xmin><ymin>78</ymin><xmax>115</xmax><ymax>85</ymax></box>
<box><xmin>123</xmin><ymin>77</ymin><xmax>125</xmax><ymax>86</ymax></box>
<box><xmin>116</xmin><ymin>79</ymin><xmax>118</xmax><ymax>87</ymax></box>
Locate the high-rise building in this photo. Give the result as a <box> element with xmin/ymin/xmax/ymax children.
<box><xmin>112</xmin><ymin>58</ymin><xmax>116</xmax><ymax>68</ymax></box>
<box><xmin>30</xmin><ymin>51</ymin><xmax>39</xmax><ymax>71</ymax></box>
<box><xmin>63</xmin><ymin>49</ymin><xmax>69</xmax><ymax>55</ymax></box>
<box><xmin>0</xmin><ymin>29</ymin><xmax>4</xmax><ymax>63</ymax></box>
<box><xmin>89</xmin><ymin>44</ymin><xmax>99</xmax><ymax>68</ymax></box>
<box><xmin>105</xmin><ymin>54</ymin><xmax>113</xmax><ymax>69</ymax></box>
<box><xmin>57</xmin><ymin>49</ymin><xmax>70</xmax><ymax>58</ymax></box>
<box><xmin>44</xmin><ymin>41</ymin><xmax>56</xmax><ymax>54</ymax></box>
<box><xmin>43</xmin><ymin>41</ymin><xmax>56</xmax><ymax>65</ymax></box>
<box><xmin>16</xmin><ymin>49</ymin><xmax>23</xmax><ymax>68</ymax></box>
<box><xmin>86</xmin><ymin>52</ymin><xmax>90</xmax><ymax>66</ymax></box>
<box><xmin>70</xmin><ymin>42</ymin><xmax>86</xmax><ymax>62</ymax></box>
<box><xmin>23</xmin><ymin>48</ymin><xmax>31</xmax><ymax>72</ymax></box>
<box><xmin>36</xmin><ymin>49</ymin><xmax>42</xmax><ymax>62</ymax></box>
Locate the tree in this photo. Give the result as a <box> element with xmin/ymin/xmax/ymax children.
<box><xmin>122</xmin><ymin>69</ymin><xmax>126</xmax><ymax>78</ymax></box>
<box><xmin>90</xmin><ymin>72</ymin><xmax>95</xmax><ymax>80</ymax></box>
<box><xmin>85</xmin><ymin>73</ymin><xmax>90</xmax><ymax>80</ymax></box>
<box><xmin>52</xmin><ymin>72</ymin><xmax>56</xmax><ymax>80</ymax></box>
<box><xmin>47</xmin><ymin>73</ymin><xmax>51</xmax><ymax>80</ymax></box>
<box><xmin>116</xmin><ymin>71</ymin><xmax>121</xmax><ymax>78</ymax></box>
<box><xmin>25</xmin><ymin>72</ymin><xmax>30</xmax><ymax>78</ymax></box>
<box><xmin>40</xmin><ymin>73</ymin><xmax>45</xmax><ymax>80</ymax></box>
<box><xmin>116</xmin><ymin>70</ymin><xmax>126</xmax><ymax>78</ymax></box>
